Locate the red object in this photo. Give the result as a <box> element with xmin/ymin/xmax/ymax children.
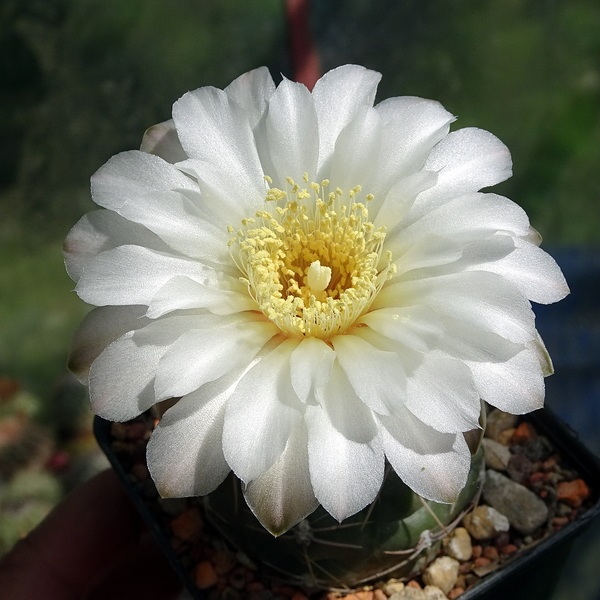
<box><xmin>285</xmin><ymin>0</ymin><xmax>321</xmax><ymax>89</ymax></box>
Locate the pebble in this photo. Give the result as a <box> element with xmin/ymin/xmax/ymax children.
<box><xmin>481</xmin><ymin>438</ymin><xmax>511</xmax><ymax>471</ymax></box>
<box><xmin>500</xmin><ymin>544</ymin><xmax>518</xmax><ymax>555</ymax></box>
<box><xmin>170</xmin><ymin>506</ymin><xmax>204</xmax><ymax>541</ymax></box>
<box><xmin>194</xmin><ymin>560</ymin><xmax>219</xmax><ymax>589</ymax></box>
<box><xmin>384</xmin><ymin>581</ymin><xmax>406</xmax><ymax>595</ymax></box>
<box><xmin>557</xmin><ymin>479</ymin><xmax>590</xmax><ymax>507</ymax></box>
<box><xmin>520</xmin><ymin>436</ymin><xmax>553</xmax><ymax>462</ymax></box>
<box><xmin>374</xmin><ymin>590</ymin><xmax>388</xmax><ymax>600</ymax></box>
<box><xmin>473</xmin><ymin>557</ymin><xmax>490</xmax><ymax>568</ymax></box>
<box><xmin>422</xmin><ymin>556</ymin><xmax>460</xmax><ymax>595</ymax></box>
<box><xmin>510</xmin><ymin>422</ymin><xmax>537</xmax><ymax>444</ymax></box>
<box><xmin>483</xmin><ymin>470</ymin><xmax>549</xmax><ymax>535</ymax></box>
<box><xmin>442</xmin><ymin>527</ymin><xmax>472</xmax><ymax>561</ymax></box>
<box><xmin>483</xmin><ymin>546</ymin><xmax>499</xmax><ymax>561</ymax></box>
<box><xmin>496</xmin><ymin>428</ymin><xmax>516</xmax><ymax>446</ymax></box>
<box><xmin>507</xmin><ymin>453</ymin><xmax>534</xmax><ymax>484</ymax></box>
<box><xmin>422</xmin><ymin>585</ymin><xmax>447</xmax><ymax>600</ymax></box>
<box><xmin>485</xmin><ymin>410</ymin><xmax>518</xmax><ymax>441</ymax></box>
<box><xmin>389</xmin><ymin>588</ymin><xmax>426</xmax><ymax>600</ymax></box>
<box><xmin>462</xmin><ymin>506</ymin><xmax>509</xmax><ymax>540</ymax></box>
<box><xmin>447</xmin><ymin>587</ymin><xmax>464</xmax><ymax>599</ymax></box>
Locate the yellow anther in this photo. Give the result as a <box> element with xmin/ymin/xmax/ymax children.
<box><xmin>228</xmin><ymin>176</ymin><xmax>391</xmax><ymax>339</ymax></box>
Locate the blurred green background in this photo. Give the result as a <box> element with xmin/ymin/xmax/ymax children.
<box><xmin>1</xmin><ymin>0</ymin><xmax>599</xmax><ymax>597</ymax></box>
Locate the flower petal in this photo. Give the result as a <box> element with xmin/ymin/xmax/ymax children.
<box><xmin>154</xmin><ymin>314</ymin><xmax>279</xmax><ymax>401</ymax></box>
<box><xmin>264</xmin><ymin>78</ymin><xmax>319</xmax><ymax>186</ymax></box>
<box><xmin>385</xmin><ymin>193</ymin><xmax>530</xmax><ymax>259</ymax></box>
<box><xmin>222</xmin><ymin>338</ymin><xmax>303</xmax><ymax>482</ymax></box>
<box><xmin>139</xmin><ymin>119</ymin><xmax>187</xmax><ymax>163</ymax></box>
<box><xmin>411</xmin><ymin>127</ymin><xmax>513</xmax><ymax>220</ymax></box>
<box><xmin>467</xmin><ymin>347</ymin><xmax>545</xmax><ymax>414</ymax></box>
<box><xmin>225</xmin><ymin>66</ymin><xmax>276</xmax><ymax>129</ymax></box>
<box><xmin>359</xmin><ymin>305</ymin><xmax>443</xmax><ymax>353</ymax></box>
<box><xmin>305</xmin><ymin>404</ymin><xmax>384</xmax><ymax>522</ymax></box>
<box><xmin>88</xmin><ymin>314</ymin><xmax>200</xmax><ymax>421</ymax></box>
<box><xmin>172</xmin><ymin>86</ymin><xmax>265</xmax><ymax>212</ymax></box>
<box><xmin>244</xmin><ymin>423</ymin><xmax>319</xmax><ymax>536</ymax></box>
<box><xmin>376</xmin><ymin>271</ymin><xmax>536</xmax><ymax>344</ymax></box>
<box><xmin>289</xmin><ymin>337</ymin><xmax>336</xmax><ymax>404</ymax></box>
<box><xmin>404</xmin><ymin>353</ymin><xmax>481</xmax><ymax>433</ymax></box>
<box><xmin>329</xmin><ymin>106</ymin><xmax>382</xmax><ymax>193</ymax></box>
<box><xmin>312</xmin><ymin>65</ymin><xmax>381</xmax><ymax>176</ymax></box>
<box><xmin>115</xmin><ymin>190</ymin><xmax>229</xmax><ymax>265</ymax></box>
<box><xmin>379</xmin><ymin>406</ymin><xmax>471</xmax><ymax>503</ymax></box>
<box><xmin>67</xmin><ymin>306</ymin><xmax>149</xmax><ymax>384</ymax></box>
<box><xmin>147</xmin><ymin>375</ymin><xmax>237</xmax><ymax>498</ymax></box>
<box><xmin>63</xmin><ymin>209</ymin><xmax>172</xmax><ymax>282</ymax></box>
<box><xmin>370</xmin><ymin>97</ymin><xmax>455</xmax><ymax>198</ymax></box>
<box><xmin>319</xmin><ymin>361</ymin><xmax>378</xmax><ymax>443</ymax></box>
<box><xmin>75</xmin><ymin>245</ymin><xmax>221</xmax><ymax>307</ymax></box>
<box><xmin>91</xmin><ymin>150</ymin><xmax>197</xmax><ymax>211</ymax></box>
<box><xmin>146</xmin><ymin>275</ymin><xmax>254</xmax><ymax>319</ymax></box>
<box><xmin>332</xmin><ymin>334</ymin><xmax>407</xmax><ymax>415</ymax></box>
<box><xmin>391</xmin><ymin>234</ymin><xmax>463</xmax><ymax>277</ymax></box>
<box><xmin>435</xmin><ymin>316</ymin><xmax>524</xmax><ymax>363</ymax></box>
<box><xmin>472</xmin><ymin>238</ymin><xmax>569</xmax><ymax>304</ymax></box>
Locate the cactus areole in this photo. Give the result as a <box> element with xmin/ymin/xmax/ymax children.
<box><xmin>66</xmin><ymin>66</ymin><xmax>567</xmax><ymax>584</ymax></box>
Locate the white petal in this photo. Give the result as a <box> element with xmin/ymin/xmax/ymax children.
<box><xmin>379</xmin><ymin>407</ymin><xmax>471</xmax><ymax>503</ymax></box>
<box><xmin>435</xmin><ymin>316</ymin><xmax>524</xmax><ymax>363</ymax></box>
<box><xmin>147</xmin><ymin>374</ymin><xmax>238</xmax><ymax>498</ymax></box>
<box><xmin>154</xmin><ymin>315</ymin><xmax>279</xmax><ymax>401</ymax></box>
<box><xmin>319</xmin><ymin>361</ymin><xmax>378</xmax><ymax>443</ymax></box>
<box><xmin>63</xmin><ymin>210</ymin><xmax>172</xmax><ymax>282</ymax></box>
<box><xmin>140</xmin><ymin>119</ymin><xmax>187</xmax><ymax>163</ymax></box>
<box><xmin>172</xmin><ymin>86</ymin><xmax>265</xmax><ymax>211</ymax></box>
<box><xmin>329</xmin><ymin>106</ymin><xmax>382</xmax><ymax>192</ymax></box>
<box><xmin>372</xmin><ymin>171</ymin><xmax>438</xmax><ymax>232</ymax></box>
<box><xmin>392</xmin><ymin>234</ymin><xmax>463</xmax><ymax>277</ymax></box>
<box><xmin>176</xmin><ymin>158</ymin><xmax>265</xmax><ymax>224</ymax></box>
<box><xmin>376</xmin><ymin>271</ymin><xmax>536</xmax><ymax>344</ymax></box>
<box><xmin>91</xmin><ymin>150</ymin><xmax>197</xmax><ymax>211</ymax></box>
<box><xmin>289</xmin><ymin>337</ymin><xmax>336</xmax><ymax>403</ymax></box>
<box><xmin>360</xmin><ymin>305</ymin><xmax>443</xmax><ymax>353</ymax></box>
<box><xmin>68</xmin><ymin>306</ymin><xmax>149</xmax><ymax>384</ymax></box>
<box><xmin>370</xmin><ymin>97</ymin><xmax>455</xmax><ymax>198</ymax></box>
<box><xmin>411</xmin><ymin>127</ymin><xmax>513</xmax><ymax>219</ymax></box>
<box><xmin>404</xmin><ymin>353</ymin><xmax>481</xmax><ymax>433</ymax></box>
<box><xmin>332</xmin><ymin>334</ymin><xmax>407</xmax><ymax>415</ymax></box>
<box><xmin>222</xmin><ymin>338</ymin><xmax>303</xmax><ymax>482</ymax></box>
<box><xmin>312</xmin><ymin>65</ymin><xmax>381</xmax><ymax>176</ymax></box>
<box><xmin>115</xmin><ymin>190</ymin><xmax>229</xmax><ymax>265</ymax></box>
<box><xmin>305</xmin><ymin>404</ymin><xmax>384</xmax><ymax>522</ymax></box>
<box><xmin>265</xmin><ymin>78</ymin><xmax>319</xmax><ymax>185</ymax></box>
<box><xmin>146</xmin><ymin>275</ymin><xmax>255</xmax><ymax>319</ymax></box>
<box><xmin>75</xmin><ymin>245</ymin><xmax>221</xmax><ymax>307</ymax></box>
<box><xmin>385</xmin><ymin>193</ymin><xmax>530</xmax><ymax>259</ymax></box>
<box><xmin>467</xmin><ymin>347</ymin><xmax>545</xmax><ymax>414</ymax></box>
<box><xmin>244</xmin><ymin>423</ymin><xmax>319</xmax><ymax>536</ymax></box>
<box><xmin>88</xmin><ymin>314</ymin><xmax>200</xmax><ymax>421</ymax></box>
<box><xmin>472</xmin><ymin>238</ymin><xmax>569</xmax><ymax>304</ymax></box>
<box><xmin>225</xmin><ymin>67</ymin><xmax>276</xmax><ymax>129</ymax></box>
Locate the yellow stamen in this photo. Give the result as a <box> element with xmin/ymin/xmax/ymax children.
<box><xmin>229</xmin><ymin>178</ymin><xmax>393</xmax><ymax>340</ymax></box>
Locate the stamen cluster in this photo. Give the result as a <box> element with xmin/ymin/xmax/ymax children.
<box><xmin>229</xmin><ymin>175</ymin><xmax>394</xmax><ymax>339</ymax></box>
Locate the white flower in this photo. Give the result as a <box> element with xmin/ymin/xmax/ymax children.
<box><xmin>65</xmin><ymin>65</ymin><xmax>568</xmax><ymax>535</ymax></box>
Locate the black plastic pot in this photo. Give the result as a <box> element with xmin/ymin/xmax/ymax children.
<box><xmin>94</xmin><ymin>407</ymin><xmax>600</xmax><ymax>600</ymax></box>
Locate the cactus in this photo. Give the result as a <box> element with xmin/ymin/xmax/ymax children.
<box><xmin>204</xmin><ymin>446</ymin><xmax>484</xmax><ymax>591</ymax></box>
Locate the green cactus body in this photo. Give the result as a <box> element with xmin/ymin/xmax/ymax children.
<box><xmin>204</xmin><ymin>447</ymin><xmax>484</xmax><ymax>591</ymax></box>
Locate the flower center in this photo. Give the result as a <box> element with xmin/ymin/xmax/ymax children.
<box><xmin>229</xmin><ymin>175</ymin><xmax>394</xmax><ymax>340</ymax></box>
